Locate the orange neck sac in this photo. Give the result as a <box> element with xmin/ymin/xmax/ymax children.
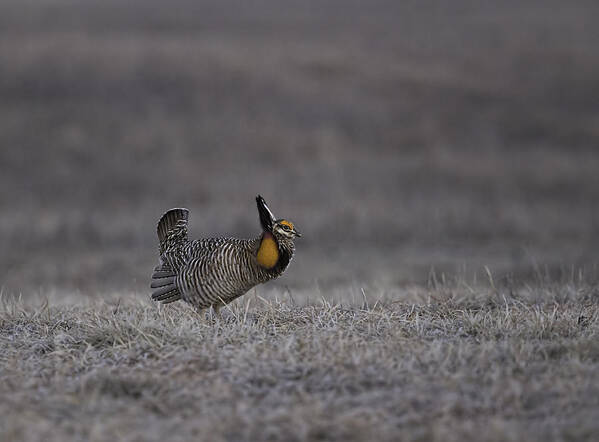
<box><xmin>257</xmin><ymin>232</ymin><xmax>279</xmax><ymax>269</ymax></box>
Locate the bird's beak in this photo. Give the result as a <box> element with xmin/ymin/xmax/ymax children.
<box><xmin>294</xmin><ymin>230</ymin><xmax>302</xmax><ymax>238</ymax></box>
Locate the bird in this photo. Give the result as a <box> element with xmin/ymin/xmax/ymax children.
<box><xmin>150</xmin><ymin>195</ymin><xmax>301</xmax><ymax>314</ymax></box>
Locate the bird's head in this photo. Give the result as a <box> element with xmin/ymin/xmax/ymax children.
<box><xmin>256</xmin><ymin>195</ymin><xmax>301</xmax><ymax>241</ymax></box>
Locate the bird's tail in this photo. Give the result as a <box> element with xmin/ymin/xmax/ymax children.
<box><xmin>157</xmin><ymin>208</ymin><xmax>189</xmax><ymax>255</ymax></box>
<box><xmin>150</xmin><ymin>263</ymin><xmax>180</xmax><ymax>304</ymax></box>
<box><xmin>151</xmin><ymin>208</ymin><xmax>189</xmax><ymax>304</ymax></box>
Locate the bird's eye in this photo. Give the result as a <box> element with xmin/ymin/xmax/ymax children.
<box><xmin>281</xmin><ymin>225</ymin><xmax>290</xmax><ymax>231</ymax></box>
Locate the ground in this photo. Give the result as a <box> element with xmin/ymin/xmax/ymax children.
<box><xmin>2</xmin><ymin>279</ymin><xmax>598</xmax><ymax>441</ymax></box>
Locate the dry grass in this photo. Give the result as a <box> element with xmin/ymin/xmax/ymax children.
<box><xmin>2</xmin><ymin>281</ymin><xmax>598</xmax><ymax>441</ymax></box>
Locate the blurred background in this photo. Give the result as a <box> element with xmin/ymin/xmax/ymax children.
<box><xmin>1</xmin><ymin>0</ymin><xmax>598</xmax><ymax>296</ymax></box>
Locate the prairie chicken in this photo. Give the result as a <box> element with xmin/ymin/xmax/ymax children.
<box><xmin>150</xmin><ymin>195</ymin><xmax>301</xmax><ymax>313</ymax></box>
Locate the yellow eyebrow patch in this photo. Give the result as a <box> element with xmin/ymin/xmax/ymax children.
<box><xmin>279</xmin><ymin>220</ymin><xmax>294</xmax><ymax>229</ymax></box>
<box><xmin>257</xmin><ymin>234</ymin><xmax>279</xmax><ymax>269</ymax></box>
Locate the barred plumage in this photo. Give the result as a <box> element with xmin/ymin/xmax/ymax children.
<box><xmin>150</xmin><ymin>196</ymin><xmax>301</xmax><ymax>312</ymax></box>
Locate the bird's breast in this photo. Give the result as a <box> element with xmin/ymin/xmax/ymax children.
<box><xmin>256</xmin><ymin>233</ymin><xmax>279</xmax><ymax>269</ymax></box>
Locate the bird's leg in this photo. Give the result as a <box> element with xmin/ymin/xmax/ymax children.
<box><xmin>206</xmin><ymin>304</ymin><xmax>221</xmax><ymax>321</ymax></box>
<box><xmin>195</xmin><ymin>305</ymin><xmax>222</xmax><ymax>322</ymax></box>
